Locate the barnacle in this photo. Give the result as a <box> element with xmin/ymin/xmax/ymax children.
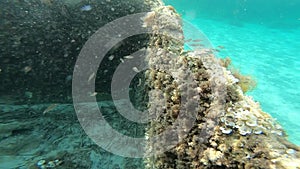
<box><xmin>252</xmin><ymin>126</ymin><xmax>264</xmax><ymax>134</ymax></box>
<box><xmin>245</xmin><ymin>117</ymin><xmax>258</xmax><ymax>127</ymax></box>
<box><xmin>223</xmin><ymin>114</ymin><xmax>236</xmax><ymax>127</ymax></box>
<box><xmin>238</xmin><ymin>124</ymin><xmax>252</xmax><ymax>136</ymax></box>
<box><xmin>220</xmin><ymin>126</ymin><xmax>233</xmax><ymax>134</ymax></box>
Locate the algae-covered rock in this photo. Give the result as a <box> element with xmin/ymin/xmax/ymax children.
<box><xmin>143</xmin><ymin>4</ymin><xmax>300</xmax><ymax>169</ymax></box>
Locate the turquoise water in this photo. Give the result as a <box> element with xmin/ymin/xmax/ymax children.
<box><xmin>165</xmin><ymin>0</ymin><xmax>300</xmax><ymax>145</ymax></box>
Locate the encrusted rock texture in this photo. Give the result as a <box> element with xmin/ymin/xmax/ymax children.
<box><xmin>143</xmin><ymin>5</ymin><xmax>300</xmax><ymax>169</ymax></box>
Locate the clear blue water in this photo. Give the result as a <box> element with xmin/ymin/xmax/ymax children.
<box><xmin>165</xmin><ymin>0</ymin><xmax>300</xmax><ymax>145</ymax></box>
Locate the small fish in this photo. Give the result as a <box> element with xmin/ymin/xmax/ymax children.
<box><xmin>43</xmin><ymin>104</ymin><xmax>58</xmax><ymax>115</ymax></box>
<box><xmin>88</xmin><ymin>72</ymin><xmax>95</xmax><ymax>82</ymax></box>
<box><xmin>108</xmin><ymin>55</ymin><xmax>114</xmax><ymax>61</ymax></box>
<box><xmin>137</xmin><ymin>78</ymin><xmax>142</xmax><ymax>87</ymax></box>
<box><xmin>213</xmin><ymin>49</ymin><xmax>221</xmax><ymax>52</ymax></box>
<box><xmin>184</xmin><ymin>38</ymin><xmax>192</xmax><ymax>43</ymax></box>
<box><xmin>124</xmin><ymin>55</ymin><xmax>134</xmax><ymax>59</ymax></box>
<box><xmin>23</xmin><ymin>66</ymin><xmax>32</xmax><ymax>74</ymax></box>
<box><xmin>90</xmin><ymin>92</ymin><xmax>98</xmax><ymax>97</ymax></box>
<box><xmin>132</xmin><ymin>67</ymin><xmax>139</xmax><ymax>73</ymax></box>
<box><xmin>189</xmin><ymin>43</ymin><xmax>204</xmax><ymax>47</ymax></box>
<box><xmin>218</xmin><ymin>45</ymin><xmax>225</xmax><ymax>49</ymax></box>
<box><xmin>192</xmin><ymin>39</ymin><xmax>202</xmax><ymax>42</ymax></box>
<box><xmin>81</xmin><ymin>5</ymin><xmax>92</xmax><ymax>11</ymax></box>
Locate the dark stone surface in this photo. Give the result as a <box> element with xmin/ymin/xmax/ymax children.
<box><xmin>0</xmin><ymin>0</ymin><xmax>152</xmax><ymax>104</ymax></box>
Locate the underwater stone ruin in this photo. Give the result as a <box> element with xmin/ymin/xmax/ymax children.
<box><xmin>0</xmin><ymin>0</ymin><xmax>299</xmax><ymax>169</ymax></box>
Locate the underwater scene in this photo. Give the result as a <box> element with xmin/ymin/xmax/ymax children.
<box><xmin>0</xmin><ymin>0</ymin><xmax>299</xmax><ymax>169</ymax></box>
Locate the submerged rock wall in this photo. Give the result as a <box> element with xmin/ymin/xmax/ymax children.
<box><xmin>0</xmin><ymin>0</ymin><xmax>158</xmax><ymax>104</ymax></box>
<box><xmin>143</xmin><ymin>5</ymin><xmax>300</xmax><ymax>169</ymax></box>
